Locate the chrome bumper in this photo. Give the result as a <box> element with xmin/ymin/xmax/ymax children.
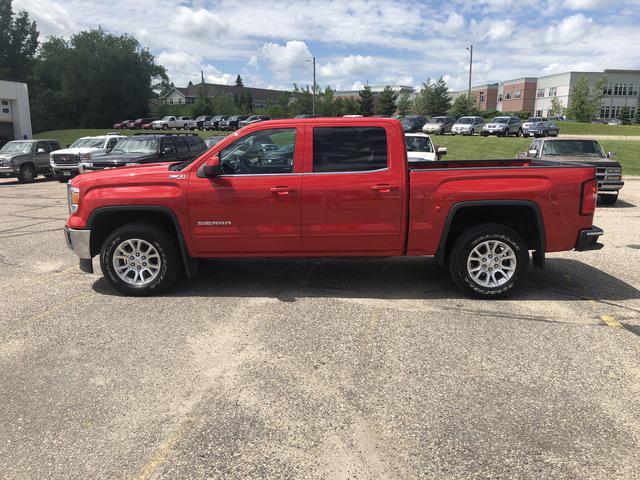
<box><xmin>0</xmin><ymin>165</ymin><xmax>18</xmax><ymax>173</ymax></box>
<box><xmin>64</xmin><ymin>227</ymin><xmax>91</xmax><ymax>259</ymax></box>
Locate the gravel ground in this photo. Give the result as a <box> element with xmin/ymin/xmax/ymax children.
<box><xmin>1</xmin><ymin>175</ymin><xmax>639</xmax><ymax>480</ymax></box>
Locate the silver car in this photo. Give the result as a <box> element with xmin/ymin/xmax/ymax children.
<box><xmin>451</xmin><ymin>116</ymin><xmax>485</xmax><ymax>136</ymax></box>
<box><xmin>481</xmin><ymin>116</ymin><xmax>523</xmax><ymax>137</ymax></box>
<box><xmin>522</xmin><ymin>117</ymin><xmax>560</xmax><ymax>138</ymax></box>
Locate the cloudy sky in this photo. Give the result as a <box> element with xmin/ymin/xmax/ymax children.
<box><xmin>12</xmin><ymin>0</ymin><xmax>640</xmax><ymax>91</ymax></box>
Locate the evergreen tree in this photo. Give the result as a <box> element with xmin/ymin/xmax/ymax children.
<box><xmin>266</xmin><ymin>92</ymin><xmax>292</xmax><ymax>118</ymax></box>
<box><xmin>448</xmin><ymin>93</ymin><xmax>476</xmax><ymax>117</ymax></box>
<box><xmin>549</xmin><ymin>96</ymin><xmax>565</xmax><ymax>117</ymax></box>
<box><xmin>396</xmin><ymin>93</ymin><xmax>411</xmax><ymax>117</ymax></box>
<box><xmin>235</xmin><ymin>74</ymin><xmax>244</xmax><ymax>87</ymax></box>
<box><xmin>245</xmin><ymin>91</ymin><xmax>253</xmax><ymax>112</ymax></box>
<box><xmin>316</xmin><ymin>86</ymin><xmax>336</xmax><ymax>117</ymax></box>
<box><xmin>412</xmin><ymin>77</ymin><xmax>450</xmax><ymax>116</ymax></box>
<box><xmin>358</xmin><ymin>84</ymin><xmax>375</xmax><ymax>116</ymax></box>
<box><xmin>0</xmin><ymin>0</ymin><xmax>39</xmax><ymax>82</ymax></box>
<box><xmin>566</xmin><ymin>75</ymin><xmax>607</xmax><ymax>122</ymax></box>
<box><xmin>377</xmin><ymin>85</ymin><xmax>398</xmax><ymax>116</ymax></box>
<box><xmin>619</xmin><ymin>106</ymin><xmax>630</xmax><ymax>124</ymax></box>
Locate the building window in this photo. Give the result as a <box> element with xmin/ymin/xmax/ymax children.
<box><xmin>613</xmin><ymin>84</ymin><xmax>619</xmax><ymax>96</ymax></box>
<box><xmin>537</xmin><ymin>89</ymin><xmax>544</xmax><ymax>98</ymax></box>
<box><xmin>549</xmin><ymin>87</ymin><xmax>557</xmax><ymax>97</ymax></box>
<box><xmin>514</xmin><ymin>89</ymin><xmax>521</xmax><ymax>99</ymax></box>
<box><xmin>178</xmin><ymin>98</ymin><xmax>183</xmax><ymax>104</ymax></box>
<box><xmin>169</xmin><ymin>98</ymin><xmax>174</xmax><ymax>104</ymax></box>
<box><xmin>621</xmin><ymin>83</ymin><xmax>628</xmax><ymax>96</ymax></box>
<box><xmin>505</xmin><ymin>92</ymin><xmax>511</xmax><ymax>100</ymax></box>
<box><xmin>479</xmin><ymin>92</ymin><xmax>485</xmax><ymax>103</ymax></box>
<box><xmin>600</xmin><ymin>107</ymin><xmax>610</xmax><ymax>119</ymax></box>
<box><xmin>498</xmin><ymin>94</ymin><xmax>503</xmax><ymax>102</ymax></box>
<box><xmin>536</xmin><ymin>110</ymin><xmax>543</xmax><ymax>116</ymax></box>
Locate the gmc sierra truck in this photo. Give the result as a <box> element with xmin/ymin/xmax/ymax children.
<box><xmin>64</xmin><ymin>118</ymin><xmax>603</xmax><ymax>298</ymax></box>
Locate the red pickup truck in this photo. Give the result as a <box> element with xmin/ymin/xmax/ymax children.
<box><xmin>64</xmin><ymin>118</ymin><xmax>603</xmax><ymax>298</ymax></box>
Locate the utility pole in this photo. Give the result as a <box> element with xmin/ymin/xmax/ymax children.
<box><xmin>466</xmin><ymin>45</ymin><xmax>473</xmax><ymax>107</ymax></box>
<box><xmin>307</xmin><ymin>56</ymin><xmax>316</xmax><ymax>115</ymax></box>
<box><xmin>201</xmin><ymin>69</ymin><xmax>205</xmax><ymax>85</ymax></box>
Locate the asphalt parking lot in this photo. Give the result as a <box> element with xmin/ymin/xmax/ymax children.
<box><xmin>1</xmin><ymin>176</ymin><xmax>640</xmax><ymax>480</ymax></box>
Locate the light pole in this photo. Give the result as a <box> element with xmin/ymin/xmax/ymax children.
<box><xmin>466</xmin><ymin>45</ymin><xmax>473</xmax><ymax>106</ymax></box>
<box><xmin>306</xmin><ymin>56</ymin><xmax>316</xmax><ymax>115</ymax></box>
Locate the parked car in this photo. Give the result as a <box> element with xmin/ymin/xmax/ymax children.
<box><xmin>238</xmin><ymin>115</ymin><xmax>271</xmax><ymax>128</ymax></box>
<box><xmin>78</xmin><ymin>134</ymin><xmax>207</xmax><ymax>173</ymax></box>
<box><xmin>203</xmin><ymin>115</ymin><xmax>229</xmax><ymax>131</ymax></box>
<box><xmin>219</xmin><ymin>115</ymin><xmax>251</xmax><ymax>131</ymax></box>
<box><xmin>0</xmin><ymin>139</ymin><xmax>61</xmax><ymax>183</ymax></box>
<box><xmin>522</xmin><ymin>117</ymin><xmax>560</xmax><ymax>138</ymax></box>
<box><xmin>401</xmin><ymin>115</ymin><xmax>428</xmax><ymax>133</ymax></box>
<box><xmin>188</xmin><ymin>115</ymin><xmax>214</xmax><ymax>130</ymax></box>
<box><xmin>128</xmin><ymin>118</ymin><xmax>159</xmax><ymax>130</ymax></box>
<box><xmin>422</xmin><ymin>116</ymin><xmax>457</xmax><ymax>135</ymax></box>
<box><xmin>404</xmin><ymin>133</ymin><xmax>447</xmax><ymax>162</ymax></box>
<box><xmin>65</xmin><ymin>117</ymin><xmax>603</xmax><ymax>299</ymax></box>
<box><xmin>50</xmin><ymin>134</ymin><xmax>126</xmax><ymax>180</ymax></box>
<box><xmin>204</xmin><ymin>136</ymin><xmax>227</xmax><ymax>148</ymax></box>
<box><xmin>151</xmin><ymin>116</ymin><xmax>193</xmax><ymax>130</ymax></box>
<box><xmin>481</xmin><ymin>116</ymin><xmax>522</xmax><ymax>137</ymax></box>
<box><xmin>113</xmin><ymin>120</ymin><xmax>133</xmax><ymax>129</ymax></box>
<box><xmin>142</xmin><ymin>122</ymin><xmax>154</xmax><ymax>130</ymax></box>
<box><xmin>608</xmin><ymin>118</ymin><xmax>622</xmax><ymax>126</ymax></box>
<box><xmin>591</xmin><ymin>118</ymin><xmax>607</xmax><ymax>124</ymax></box>
<box><xmin>519</xmin><ymin>137</ymin><xmax>623</xmax><ymax>205</ymax></box>
<box><xmin>451</xmin><ymin>116</ymin><xmax>485</xmax><ymax>136</ymax></box>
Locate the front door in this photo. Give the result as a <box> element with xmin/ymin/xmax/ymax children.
<box><xmin>301</xmin><ymin>125</ymin><xmax>404</xmax><ymax>254</ymax></box>
<box><xmin>34</xmin><ymin>141</ymin><xmax>51</xmax><ymax>172</ymax></box>
<box><xmin>188</xmin><ymin>127</ymin><xmax>303</xmax><ymax>255</ymax></box>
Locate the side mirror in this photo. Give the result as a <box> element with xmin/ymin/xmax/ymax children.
<box><xmin>608</xmin><ymin>151</ymin><xmax>616</xmax><ymax>158</ymax></box>
<box><xmin>162</xmin><ymin>146</ymin><xmax>174</xmax><ymax>155</ymax></box>
<box><xmin>437</xmin><ymin>146</ymin><xmax>448</xmax><ymax>156</ymax></box>
<box><xmin>37</xmin><ymin>148</ymin><xmax>46</xmax><ymax>154</ymax></box>
<box><xmin>199</xmin><ymin>155</ymin><xmax>220</xmax><ymax>178</ymax></box>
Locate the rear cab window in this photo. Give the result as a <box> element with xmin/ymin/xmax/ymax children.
<box><xmin>312</xmin><ymin>127</ymin><xmax>388</xmax><ymax>173</ymax></box>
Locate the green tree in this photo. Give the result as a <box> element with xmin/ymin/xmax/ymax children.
<box><xmin>245</xmin><ymin>91</ymin><xmax>253</xmax><ymax>112</ymax></box>
<box><xmin>316</xmin><ymin>86</ymin><xmax>336</xmax><ymax>117</ymax></box>
<box><xmin>235</xmin><ymin>74</ymin><xmax>244</xmax><ymax>87</ymax></box>
<box><xmin>211</xmin><ymin>92</ymin><xmax>239</xmax><ymax>115</ymax></box>
<box><xmin>376</xmin><ymin>85</ymin><xmax>398</xmax><ymax>116</ymax></box>
<box><xmin>30</xmin><ymin>28</ymin><xmax>168</xmax><ymax>132</ymax></box>
<box><xmin>565</xmin><ymin>75</ymin><xmax>607</xmax><ymax>122</ymax></box>
<box><xmin>358</xmin><ymin>84</ymin><xmax>375</xmax><ymax>116</ymax></box>
<box><xmin>290</xmin><ymin>83</ymin><xmax>313</xmax><ymax>116</ymax></box>
<box><xmin>414</xmin><ymin>77</ymin><xmax>451</xmax><ymax>116</ymax></box>
<box><xmin>548</xmin><ymin>96</ymin><xmax>565</xmax><ymax>117</ymax></box>
<box><xmin>0</xmin><ymin>0</ymin><xmax>39</xmax><ymax>81</ymax></box>
<box><xmin>396</xmin><ymin>93</ymin><xmax>411</xmax><ymax>116</ymax></box>
<box><xmin>193</xmin><ymin>82</ymin><xmax>213</xmax><ymax>116</ymax></box>
<box><xmin>619</xmin><ymin>106</ymin><xmax>630</xmax><ymax>125</ymax></box>
<box><xmin>448</xmin><ymin>93</ymin><xmax>476</xmax><ymax>117</ymax></box>
<box><xmin>266</xmin><ymin>91</ymin><xmax>292</xmax><ymax>118</ymax></box>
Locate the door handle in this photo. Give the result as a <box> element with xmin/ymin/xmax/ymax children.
<box><xmin>270</xmin><ymin>186</ymin><xmax>295</xmax><ymax>196</ymax></box>
<box><xmin>371</xmin><ymin>184</ymin><xmax>395</xmax><ymax>193</ymax></box>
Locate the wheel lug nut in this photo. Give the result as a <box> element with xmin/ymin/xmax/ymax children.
<box><xmin>137</xmin><ymin>266</ymin><xmax>141</xmax><ymax>269</ymax></box>
<box><xmin>495</xmin><ymin>264</ymin><xmax>498</xmax><ymax>268</ymax></box>
<box><xmin>143</xmin><ymin>263</ymin><xmax>147</xmax><ymax>266</ymax></box>
<box><xmin>130</xmin><ymin>263</ymin><xmax>134</xmax><ymax>266</ymax></box>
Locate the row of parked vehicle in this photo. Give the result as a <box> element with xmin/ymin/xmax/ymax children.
<box><xmin>401</xmin><ymin>115</ymin><xmax>560</xmax><ymax>138</ymax></box>
<box><xmin>113</xmin><ymin>115</ymin><xmax>272</xmax><ymax>132</ymax></box>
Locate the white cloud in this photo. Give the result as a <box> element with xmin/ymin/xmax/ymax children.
<box><xmin>156</xmin><ymin>50</ymin><xmax>234</xmax><ymax>86</ymax></box>
<box><xmin>564</xmin><ymin>0</ymin><xmax>609</xmax><ymax>9</ymax></box>
<box><xmin>171</xmin><ymin>6</ymin><xmax>228</xmax><ymax>38</ymax></box>
<box><xmin>244</xmin><ymin>55</ymin><xmax>260</xmax><ymax>70</ymax></box>
<box><xmin>544</xmin><ymin>13</ymin><xmax>594</xmax><ymax>43</ymax></box>
<box><xmin>13</xmin><ymin>0</ymin><xmax>73</xmax><ymax>36</ymax></box>
<box><xmin>444</xmin><ymin>12</ymin><xmax>465</xmax><ymax>31</ymax></box>
<box><xmin>542</xmin><ymin>61</ymin><xmax>602</xmax><ymax>75</ymax></box>
<box><xmin>471</xmin><ymin>19</ymin><xmax>517</xmax><ymax>41</ymax></box>
<box><xmin>318</xmin><ymin>55</ymin><xmax>377</xmax><ymax>80</ymax></box>
<box><xmin>261</xmin><ymin>41</ymin><xmax>312</xmax><ymax>80</ymax></box>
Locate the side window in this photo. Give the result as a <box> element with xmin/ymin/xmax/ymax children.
<box><xmin>219</xmin><ymin>128</ymin><xmax>295</xmax><ymax>175</ymax></box>
<box><xmin>175</xmin><ymin>137</ymin><xmax>189</xmax><ymax>154</ymax></box>
<box><xmin>313</xmin><ymin>127</ymin><xmax>388</xmax><ymax>173</ymax></box>
<box><xmin>161</xmin><ymin>138</ymin><xmax>176</xmax><ymax>154</ymax></box>
<box><xmin>36</xmin><ymin>142</ymin><xmax>51</xmax><ymax>153</ymax></box>
<box><xmin>530</xmin><ymin>140</ymin><xmax>542</xmax><ymax>155</ymax></box>
<box><xmin>106</xmin><ymin>138</ymin><xmax>118</xmax><ymax>151</ymax></box>
<box><xmin>187</xmin><ymin>136</ymin><xmax>206</xmax><ymax>154</ymax></box>
<box><xmin>48</xmin><ymin>142</ymin><xmax>60</xmax><ymax>151</ymax></box>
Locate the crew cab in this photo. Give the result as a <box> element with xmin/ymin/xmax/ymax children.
<box><xmin>64</xmin><ymin>118</ymin><xmax>603</xmax><ymax>299</ymax></box>
<box><xmin>50</xmin><ymin>134</ymin><xmax>125</xmax><ymax>180</ymax></box>
<box><xmin>0</xmin><ymin>139</ymin><xmax>61</xmax><ymax>183</ymax></box>
<box><xmin>519</xmin><ymin>137</ymin><xmax>623</xmax><ymax>205</ymax></box>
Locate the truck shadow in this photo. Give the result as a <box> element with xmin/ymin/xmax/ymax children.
<box><xmin>92</xmin><ymin>257</ymin><xmax>640</xmax><ymax>303</ymax></box>
<box><xmin>598</xmin><ymin>198</ymin><xmax>636</xmax><ymax>209</ymax></box>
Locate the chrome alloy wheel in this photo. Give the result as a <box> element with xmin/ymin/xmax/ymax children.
<box><xmin>466</xmin><ymin>240</ymin><xmax>517</xmax><ymax>288</ymax></box>
<box><xmin>112</xmin><ymin>238</ymin><xmax>161</xmax><ymax>286</ymax></box>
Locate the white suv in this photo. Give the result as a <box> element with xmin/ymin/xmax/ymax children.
<box><xmin>451</xmin><ymin>116</ymin><xmax>485</xmax><ymax>136</ymax></box>
<box><xmin>50</xmin><ymin>134</ymin><xmax>125</xmax><ymax>180</ymax></box>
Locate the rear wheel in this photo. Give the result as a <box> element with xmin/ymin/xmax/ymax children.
<box><xmin>449</xmin><ymin>223</ymin><xmax>529</xmax><ymax>299</ymax></box>
<box><xmin>17</xmin><ymin>164</ymin><xmax>36</xmax><ymax>183</ymax></box>
<box><xmin>162</xmin><ymin>124</ymin><xmax>168</xmax><ymax>130</ymax></box>
<box><xmin>599</xmin><ymin>192</ymin><xmax>618</xmax><ymax>205</ymax></box>
<box><xmin>100</xmin><ymin>223</ymin><xmax>179</xmax><ymax>296</ymax></box>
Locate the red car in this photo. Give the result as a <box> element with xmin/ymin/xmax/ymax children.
<box><xmin>113</xmin><ymin>120</ymin><xmax>133</xmax><ymax>129</ymax></box>
<box><xmin>141</xmin><ymin>122</ymin><xmax>154</xmax><ymax>130</ymax></box>
<box><xmin>64</xmin><ymin>118</ymin><xmax>603</xmax><ymax>298</ymax></box>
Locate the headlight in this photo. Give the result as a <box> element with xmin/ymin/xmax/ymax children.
<box><xmin>80</xmin><ymin>153</ymin><xmax>92</xmax><ymax>161</ymax></box>
<box><xmin>67</xmin><ymin>185</ymin><xmax>80</xmax><ymax>214</ymax></box>
<box><xmin>606</xmin><ymin>167</ymin><xmax>621</xmax><ymax>173</ymax></box>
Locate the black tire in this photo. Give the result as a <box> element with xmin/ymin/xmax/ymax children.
<box><xmin>599</xmin><ymin>192</ymin><xmax>618</xmax><ymax>205</ymax></box>
<box><xmin>100</xmin><ymin>223</ymin><xmax>180</xmax><ymax>296</ymax></box>
<box><xmin>516</xmin><ymin>128</ymin><xmax>522</xmax><ymax>137</ymax></box>
<box><xmin>58</xmin><ymin>177</ymin><xmax>69</xmax><ymax>183</ymax></box>
<box><xmin>449</xmin><ymin>223</ymin><xmax>529</xmax><ymax>299</ymax></box>
<box><xmin>502</xmin><ymin>129</ymin><xmax>509</xmax><ymax>137</ymax></box>
<box><xmin>162</xmin><ymin>124</ymin><xmax>168</xmax><ymax>130</ymax></box>
<box><xmin>17</xmin><ymin>164</ymin><xmax>36</xmax><ymax>183</ymax></box>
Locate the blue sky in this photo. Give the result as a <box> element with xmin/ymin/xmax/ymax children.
<box><xmin>13</xmin><ymin>0</ymin><xmax>640</xmax><ymax>91</ymax></box>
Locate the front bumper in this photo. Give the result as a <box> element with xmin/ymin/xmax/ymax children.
<box><xmin>523</xmin><ymin>129</ymin><xmax>544</xmax><ymax>136</ymax></box>
<box><xmin>0</xmin><ymin>165</ymin><xmax>18</xmax><ymax>174</ymax></box>
<box><xmin>422</xmin><ymin>126</ymin><xmax>441</xmax><ymax>133</ymax></box>
<box><xmin>575</xmin><ymin>225</ymin><xmax>604</xmax><ymax>251</ymax></box>
<box><xmin>481</xmin><ymin>128</ymin><xmax>505</xmax><ymax>135</ymax></box>
<box><xmin>64</xmin><ymin>227</ymin><xmax>93</xmax><ymax>273</ymax></box>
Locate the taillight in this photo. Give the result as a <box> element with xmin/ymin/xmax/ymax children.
<box><xmin>580</xmin><ymin>178</ymin><xmax>597</xmax><ymax>215</ymax></box>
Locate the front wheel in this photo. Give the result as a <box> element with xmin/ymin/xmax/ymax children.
<box><xmin>449</xmin><ymin>224</ymin><xmax>529</xmax><ymax>299</ymax></box>
<box><xmin>18</xmin><ymin>164</ymin><xmax>36</xmax><ymax>183</ymax></box>
<box><xmin>100</xmin><ymin>223</ymin><xmax>180</xmax><ymax>296</ymax></box>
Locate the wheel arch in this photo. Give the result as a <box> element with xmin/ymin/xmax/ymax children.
<box><xmin>87</xmin><ymin>206</ymin><xmax>198</xmax><ymax>277</ymax></box>
<box><xmin>436</xmin><ymin>200</ymin><xmax>546</xmax><ymax>268</ymax></box>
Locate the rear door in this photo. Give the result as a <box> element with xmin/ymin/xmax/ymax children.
<box><xmin>301</xmin><ymin>124</ymin><xmax>405</xmax><ymax>254</ymax></box>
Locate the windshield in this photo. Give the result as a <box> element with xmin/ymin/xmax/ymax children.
<box><xmin>70</xmin><ymin>138</ymin><xmax>106</xmax><ymax>149</ymax></box>
<box><xmin>401</xmin><ymin>117</ymin><xmax>419</xmax><ymax>125</ymax></box>
<box><xmin>492</xmin><ymin>117</ymin><xmax>510</xmax><ymax>124</ymax></box>
<box><xmin>195</xmin><ymin>116</ymin><xmax>207</xmax><ymax>121</ymax></box>
<box><xmin>457</xmin><ymin>117</ymin><xmax>474</xmax><ymax>124</ymax></box>
<box><xmin>111</xmin><ymin>138</ymin><xmax>159</xmax><ymax>154</ymax></box>
<box><xmin>526</xmin><ymin>118</ymin><xmax>542</xmax><ymax>123</ymax></box>
<box><xmin>542</xmin><ymin>140</ymin><xmax>605</xmax><ymax>157</ymax></box>
<box><xmin>0</xmin><ymin>141</ymin><xmax>33</xmax><ymax>154</ymax></box>
<box><xmin>405</xmin><ymin>136</ymin><xmax>433</xmax><ymax>153</ymax></box>
<box><xmin>430</xmin><ymin>117</ymin><xmax>446</xmax><ymax>124</ymax></box>
<box><xmin>162</xmin><ymin>116</ymin><xmax>173</xmax><ymax>121</ymax></box>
